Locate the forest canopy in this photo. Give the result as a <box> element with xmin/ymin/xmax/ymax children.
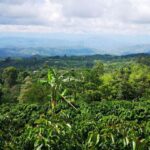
<box><xmin>0</xmin><ymin>54</ymin><xmax>150</xmax><ymax>150</ymax></box>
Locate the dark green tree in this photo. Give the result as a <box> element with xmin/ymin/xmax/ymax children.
<box><xmin>2</xmin><ymin>67</ymin><xmax>18</xmax><ymax>87</ymax></box>
<box><xmin>18</xmin><ymin>76</ymin><xmax>48</xmax><ymax>103</ymax></box>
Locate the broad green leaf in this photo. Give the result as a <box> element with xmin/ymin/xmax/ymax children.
<box><xmin>39</xmin><ymin>79</ymin><xmax>47</xmax><ymax>84</ymax></box>
<box><xmin>96</xmin><ymin>133</ymin><xmax>100</xmax><ymax>145</ymax></box>
<box><xmin>132</xmin><ymin>141</ymin><xmax>136</xmax><ymax>150</ymax></box>
<box><xmin>111</xmin><ymin>134</ymin><xmax>115</xmax><ymax>144</ymax></box>
<box><xmin>61</xmin><ymin>89</ymin><xmax>67</xmax><ymax>97</ymax></box>
<box><xmin>36</xmin><ymin>144</ymin><xmax>43</xmax><ymax>150</ymax></box>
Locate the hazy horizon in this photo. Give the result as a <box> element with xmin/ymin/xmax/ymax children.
<box><xmin>0</xmin><ymin>0</ymin><xmax>150</xmax><ymax>55</ymax></box>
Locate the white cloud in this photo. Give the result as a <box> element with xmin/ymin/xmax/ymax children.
<box><xmin>0</xmin><ymin>0</ymin><xmax>62</xmax><ymax>25</ymax></box>
<box><xmin>0</xmin><ymin>0</ymin><xmax>150</xmax><ymax>34</ymax></box>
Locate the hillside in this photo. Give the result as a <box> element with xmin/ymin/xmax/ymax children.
<box><xmin>1</xmin><ymin>53</ymin><xmax>149</xmax><ymax>69</ymax></box>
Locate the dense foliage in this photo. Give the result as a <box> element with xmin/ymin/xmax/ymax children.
<box><xmin>0</xmin><ymin>101</ymin><xmax>150</xmax><ymax>150</ymax></box>
<box><xmin>0</xmin><ymin>54</ymin><xmax>150</xmax><ymax>149</ymax></box>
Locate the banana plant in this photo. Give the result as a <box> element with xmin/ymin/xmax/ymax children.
<box><xmin>40</xmin><ymin>68</ymin><xmax>77</xmax><ymax>111</ymax></box>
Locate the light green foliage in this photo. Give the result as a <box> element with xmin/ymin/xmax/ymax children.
<box><xmin>40</xmin><ymin>68</ymin><xmax>77</xmax><ymax>110</ymax></box>
<box><xmin>40</xmin><ymin>68</ymin><xmax>65</xmax><ymax>107</ymax></box>
<box><xmin>99</xmin><ymin>64</ymin><xmax>150</xmax><ymax>101</ymax></box>
<box><xmin>92</xmin><ymin>60</ymin><xmax>104</xmax><ymax>75</ymax></box>
<box><xmin>101</xmin><ymin>73</ymin><xmax>113</xmax><ymax>84</ymax></box>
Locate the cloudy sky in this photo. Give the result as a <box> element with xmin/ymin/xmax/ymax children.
<box><xmin>0</xmin><ymin>0</ymin><xmax>150</xmax><ymax>34</ymax></box>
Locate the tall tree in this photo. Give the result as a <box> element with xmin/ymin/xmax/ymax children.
<box><xmin>2</xmin><ymin>67</ymin><xmax>18</xmax><ymax>87</ymax></box>
<box><xmin>40</xmin><ymin>69</ymin><xmax>77</xmax><ymax>110</ymax></box>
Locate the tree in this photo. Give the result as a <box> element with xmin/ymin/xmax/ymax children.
<box><xmin>90</xmin><ymin>61</ymin><xmax>104</xmax><ymax>84</ymax></box>
<box><xmin>0</xmin><ymin>86</ymin><xmax>3</xmax><ymax>103</ymax></box>
<box><xmin>18</xmin><ymin>76</ymin><xmax>48</xmax><ymax>103</ymax></box>
<box><xmin>40</xmin><ymin>69</ymin><xmax>77</xmax><ymax>110</ymax></box>
<box><xmin>2</xmin><ymin>67</ymin><xmax>18</xmax><ymax>87</ymax></box>
<box><xmin>129</xmin><ymin>64</ymin><xmax>150</xmax><ymax>100</ymax></box>
<box><xmin>92</xmin><ymin>61</ymin><xmax>104</xmax><ymax>76</ymax></box>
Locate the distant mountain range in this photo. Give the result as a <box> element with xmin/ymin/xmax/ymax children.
<box><xmin>0</xmin><ymin>47</ymin><xmax>95</xmax><ymax>57</ymax></box>
<box><xmin>120</xmin><ymin>44</ymin><xmax>150</xmax><ymax>55</ymax></box>
<box><xmin>0</xmin><ymin>44</ymin><xmax>150</xmax><ymax>58</ymax></box>
<box><xmin>0</xmin><ymin>34</ymin><xmax>150</xmax><ymax>57</ymax></box>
